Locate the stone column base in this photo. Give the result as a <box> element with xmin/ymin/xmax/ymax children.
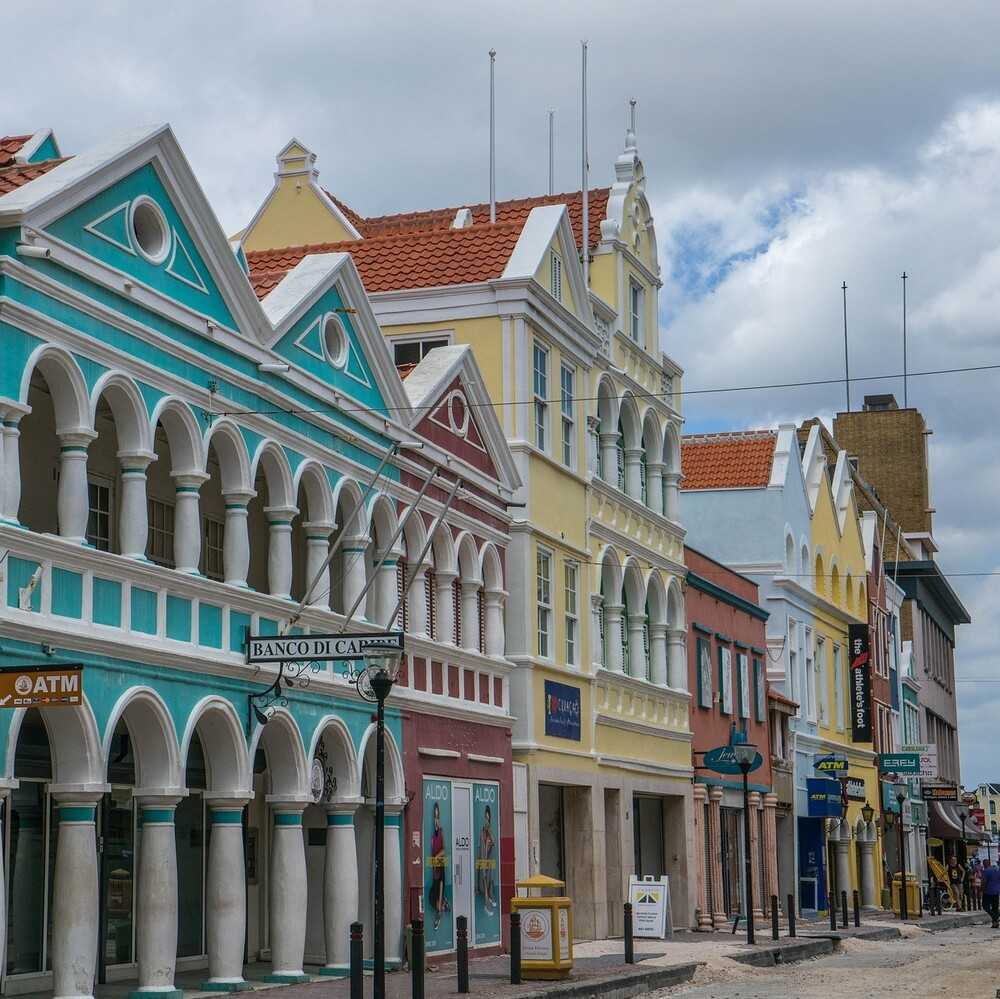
<box><xmin>318</xmin><ymin>965</ymin><xmax>348</xmax><ymax>977</ymax></box>
<box><xmin>128</xmin><ymin>990</ymin><xmax>183</xmax><ymax>999</ymax></box>
<box><xmin>199</xmin><ymin>980</ymin><xmax>254</xmax><ymax>993</ymax></box>
<box><xmin>260</xmin><ymin>973</ymin><xmax>311</xmax><ymax>984</ymax></box>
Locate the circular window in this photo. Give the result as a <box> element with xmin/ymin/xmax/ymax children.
<box><xmin>323</xmin><ymin>314</ymin><xmax>348</xmax><ymax>368</ymax></box>
<box><xmin>130</xmin><ymin>196</ymin><xmax>170</xmax><ymax>264</ymax></box>
<box><xmin>448</xmin><ymin>391</ymin><xmax>469</xmax><ymax>436</ymax></box>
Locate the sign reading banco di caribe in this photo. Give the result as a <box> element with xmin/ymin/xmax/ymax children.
<box><xmin>0</xmin><ymin>664</ymin><xmax>83</xmax><ymax>708</ymax></box>
<box><xmin>245</xmin><ymin>631</ymin><xmax>404</xmax><ymax>664</ymax></box>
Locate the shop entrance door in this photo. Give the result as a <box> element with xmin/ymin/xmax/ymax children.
<box><xmin>538</xmin><ymin>785</ymin><xmax>565</xmax><ymax>882</ymax></box>
<box><xmin>97</xmin><ymin>789</ymin><xmax>137</xmax><ymax>983</ymax></box>
<box><xmin>452</xmin><ymin>785</ymin><xmax>473</xmax><ymax>938</ymax></box>
<box><xmin>720</xmin><ymin>807</ymin><xmax>742</xmax><ymax>916</ymax></box>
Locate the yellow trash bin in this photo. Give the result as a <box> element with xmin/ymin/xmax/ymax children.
<box><xmin>510</xmin><ymin>875</ymin><xmax>573</xmax><ymax>980</ymax></box>
<box><xmin>891</xmin><ymin>873</ymin><xmax>921</xmax><ymax>917</ymax></box>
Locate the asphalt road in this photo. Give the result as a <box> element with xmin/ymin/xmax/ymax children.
<box><xmin>655</xmin><ymin>923</ymin><xmax>1000</xmax><ymax>998</ymax></box>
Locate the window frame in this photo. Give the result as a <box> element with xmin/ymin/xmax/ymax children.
<box><xmin>719</xmin><ymin>645</ymin><xmax>733</xmax><ymax>715</ymax></box>
<box><xmin>202</xmin><ymin>515</ymin><xmax>225</xmax><ymax>581</ymax></box>
<box><xmin>147</xmin><ymin>496</ymin><xmax>176</xmax><ymax>568</ymax></box>
<box><xmin>533</xmin><ymin>341</ymin><xmax>549</xmax><ymax>453</ymax></box>
<box><xmin>736</xmin><ymin>652</ymin><xmax>751</xmax><ymax>719</ymax></box>
<box><xmin>550</xmin><ymin>250</ymin><xmax>563</xmax><ymax>302</ymax></box>
<box><xmin>697</xmin><ymin>637</ymin><xmax>713</xmax><ymax>709</ymax></box>
<box><xmin>564</xmin><ymin>561</ymin><xmax>578</xmax><ymax>666</ymax></box>
<box><xmin>629</xmin><ymin>279</ymin><xmax>643</xmax><ymax>343</ymax></box>
<box><xmin>560</xmin><ymin>363</ymin><xmax>575</xmax><ymax>468</ymax></box>
<box><xmin>753</xmin><ymin>657</ymin><xmax>765</xmax><ymax>723</ymax></box>
<box><xmin>536</xmin><ymin>548</ymin><xmax>552</xmax><ymax>659</ymax></box>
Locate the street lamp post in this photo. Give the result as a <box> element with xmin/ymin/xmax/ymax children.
<box><xmin>732</xmin><ymin>741</ymin><xmax>758</xmax><ymax>945</ymax></box>
<box><xmin>896</xmin><ymin>783</ymin><xmax>909</xmax><ymax>921</ymax></box>
<box><xmin>354</xmin><ymin>648</ymin><xmax>404</xmax><ymax>999</ymax></box>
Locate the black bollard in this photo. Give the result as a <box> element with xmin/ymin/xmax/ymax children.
<box><xmin>510</xmin><ymin>912</ymin><xmax>521</xmax><ymax>985</ymax></box>
<box><xmin>841</xmin><ymin>890</ymin><xmax>849</xmax><ymax>928</ymax></box>
<box><xmin>829</xmin><ymin>893</ymin><xmax>837</xmax><ymax>931</ymax></box>
<box><xmin>787</xmin><ymin>894</ymin><xmax>796</xmax><ymax>937</ymax></box>
<box><xmin>411</xmin><ymin>918</ymin><xmax>425</xmax><ymax>999</ymax></box>
<box><xmin>624</xmin><ymin>902</ymin><xmax>635</xmax><ymax>964</ymax></box>
<box><xmin>350</xmin><ymin>922</ymin><xmax>363</xmax><ymax>999</ymax></box>
<box><xmin>770</xmin><ymin>895</ymin><xmax>779</xmax><ymax>940</ymax></box>
<box><xmin>457</xmin><ymin>915</ymin><xmax>469</xmax><ymax>994</ymax></box>
<box><xmin>853</xmin><ymin>889</ymin><xmax>861</xmax><ymax>928</ymax></box>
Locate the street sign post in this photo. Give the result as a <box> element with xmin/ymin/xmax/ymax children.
<box><xmin>0</xmin><ymin>664</ymin><xmax>83</xmax><ymax>708</ymax></box>
<box><xmin>245</xmin><ymin>631</ymin><xmax>404</xmax><ymax>664</ymax></box>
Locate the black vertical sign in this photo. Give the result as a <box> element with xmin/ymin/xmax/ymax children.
<box><xmin>849</xmin><ymin>623</ymin><xmax>872</xmax><ymax>743</ymax></box>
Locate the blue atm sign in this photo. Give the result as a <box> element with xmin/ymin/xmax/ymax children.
<box><xmin>807</xmin><ymin>778</ymin><xmax>844</xmax><ymax>818</ymax></box>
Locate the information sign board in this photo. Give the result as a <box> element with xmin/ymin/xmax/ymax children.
<box><xmin>628</xmin><ymin>876</ymin><xmax>673</xmax><ymax>939</ymax></box>
<box><xmin>0</xmin><ymin>665</ymin><xmax>83</xmax><ymax>708</ymax></box>
<box><xmin>245</xmin><ymin>631</ymin><xmax>403</xmax><ymax>664</ymax></box>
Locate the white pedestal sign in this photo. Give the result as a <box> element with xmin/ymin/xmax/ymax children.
<box><xmin>628</xmin><ymin>875</ymin><xmax>673</xmax><ymax>939</ymax></box>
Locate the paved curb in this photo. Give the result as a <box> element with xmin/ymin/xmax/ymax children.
<box><xmin>912</xmin><ymin>911</ymin><xmax>991</xmax><ymax>932</ymax></box>
<box><xmin>490</xmin><ymin>962</ymin><xmax>703</xmax><ymax>999</ymax></box>
<box><xmin>803</xmin><ymin>925</ymin><xmax>902</xmax><ymax>943</ymax></box>
<box><xmin>730</xmin><ymin>938</ymin><xmax>835</xmax><ymax>967</ymax></box>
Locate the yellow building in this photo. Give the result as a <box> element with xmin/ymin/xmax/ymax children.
<box><xmin>800</xmin><ymin>424</ymin><xmax>885</xmax><ymax>910</ymax></box>
<box><xmin>239</xmin><ymin>126</ymin><xmax>694</xmax><ymax>936</ymax></box>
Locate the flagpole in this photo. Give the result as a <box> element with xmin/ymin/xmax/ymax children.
<box><xmin>581</xmin><ymin>40</ymin><xmax>589</xmax><ymax>288</ymax></box>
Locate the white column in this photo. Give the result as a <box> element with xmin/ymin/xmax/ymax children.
<box><xmin>265</xmin><ymin>505</ymin><xmax>298</xmax><ymax>600</ymax></box>
<box><xmin>407</xmin><ymin>564</ymin><xmax>429</xmax><ymax>636</ymax></box>
<box><xmin>484</xmin><ymin>591</ymin><xmax>505</xmax><ymax>657</ymax></box>
<box><xmin>668</xmin><ymin>628</ymin><xmax>688</xmax><ymax>690</ymax></box>
<box><xmin>172</xmin><ymin>473</ymin><xmax>207</xmax><ymax>574</ymax></box>
<box><xmin>764</xmin><ymin>793</ymin><xmax>780</xmax><ymax>911</ymax></box>
<box><xmin>624</xmin><ymin>447</ymin><xmax>644</xmax><ymax>500</ymax></box>
<box><xmin>646</xmin><ymin>461</ymin><xmax>665</xmax><ymax>515</ymax></box>
<box><xmin>118</xmin><ymin>452</ymin><xmax>154</xmax><ymax>559</ymax></box>
<box><xmin>2</xmin><ymin>412</ymin><xmax>23</xmax><ymax>523</ymax></box>
<box><xmin>708</xmin><ymin>786</ymin><xmax>726</xmax><ymax>926</ymax></box>
<box><xmin>303</xmin><ymin>522</ymin><xmax>334</xmax><ymax>607</ymax></box>
<box><xmin>586</xmin><ymin>416</ymin><xmax>600</xmax><ymax>478</ymax></box>
<box><xmin>663</xmin><ymin>471</ymin><xmax>681</xmax><ymax>522</ymax></box>
<box><xmin>340</xmin><ymin>534</ymin><xmax>369</xmax><ymax>623</ymax></box>
<box><xmin>748</xmin><ymin>792</ymin><xmax>764</xmax><ymax>920</ymax></box>
<box><xmin>599</xmin><ymin>432</ymin><xmax>620</xmax><ymax>485</ymax></box>
<box><xmin>57</xmin><ymin>431</ymin><xmax>97</xmax><ymax>543</ymax></box>
<box><xmin>833</xmin><ymin>821</ymin><xmax>853</xmax><ymax>902</ymax></box>
<box><xmin>265</xmin><ymin>803</ymin><xmax>310</xmax><ymax>983</ymax></box>
<box><xmin>374</xmin><ymin>557</ymin><xmax>400</xmax><ymax>628</ymax></box>
<box><xmin>591</xmin><ymin>593</ymin><xmax>604</xmax><ymax>668</ymax></box>
<box><xmin>202</xmin><ymin>800</ymin><xmax>250</xmax><ymax>991</ymax></box>
<box><xmin>134</xmin><ymin>797</ymin><xmax>183</xmax><ymax>999</ymax></box>
<box><xmin>603</xmin><ymin>603</ymin><xmax>625</xmax><ymax>673</ymax></box>
<box><xmin>858</xmin><ymin>825</ymin><xmax>878</xmax><ymax>908</ymax></box>
<box><xmin>385</xmin><ymin>807</ymin><xmax>403</xmax><ymax>968</ymax></box>
<box><xmin>435</xmin><ymin>569</ymin><xmax>457</xmax><ymax>645</ymax></box>
<box><xmin>320</xmin><ymin>804</ymin><xmax>360</xmax><ymax>976</ymax></box>
<box><xmin>460</xmin><ymin>581</ymin><xmax>480</xmax><ymax>650</ymax></box>
<box><xmin>692</xmin><ymin>784</ymin><xmax>713</xmax><ymax>930</ymax></box>
<box><xmin>51</xmin><ymin>792</ymin><xmax>101</xmax><ymax>999</ymax></box>
<box><xmin>222</xmin><ymin>491</ymin><xmax>254</xmax><ymax>588</ymax></box>
<box><xmin>627</xmin><ymin>612</ymin><xmax>647</xmax><ymax>679</ymax></box>
<box><xmin>649</xmin><ymin>623</ymin><xmax>668</xmax><ymax>686</ymax></box>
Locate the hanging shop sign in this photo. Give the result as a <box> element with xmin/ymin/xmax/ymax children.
<box><xmin>423</xmin><ymin>778</ymin><xmax>454</xmax><ymax>953</ymax></box>
<box><xmin>544</xmin><ymin>680</ymin><xmax>581</xmax><ymax>741</ymax></box>
<box><xmin>845</xmin><ymin>777</ymin><xmax>867</xmax><ymax>802</ymax></box>
<box><xmin>879</xmin><ymin>752</ymin><xmax>921</xmax><ymax>775</ymax></box>
<box><xmin>0</xmin><ymin>664</ymin><xmax>83</xmax><ymax>708</ymax></box>
<box><xmin>628</xmin><ymin>875</ymin><xmax>673</xmax><ymax>939</ymax></box>
<box><xmin>807</xmin><ymin>778</ymin><xmax>844</xmax><ymax>818</ymax></box>
<box><xmin>921</xmin><ymin>784</ymin><xmax>959</xmax><ymax>802</ymax></box>
<box><xmin>701</xmin><ymin>744</ymin><xmax>764</xmax><ymax>776</ymax></box>
<box><xmin>902</xmin><ymin>743</ymin><xmax>939</xmax><ymax>779</ymax></box>
<box><xmin>813</xmin><ymin>753</ymin><xmax>849</xmax><ymax>775</ymax></box>
<box><xmin>244</xmin><ymin>630</ymin><xmax>403</xmax><ymax>664</ymax></box>
<box><xmin>848</xmin><ymin>623</ymin><xmax>872</xmax><ymax>743</ymax></box>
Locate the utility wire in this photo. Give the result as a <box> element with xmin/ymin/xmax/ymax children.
<box><xmin>218</xmin><ymin>360</ymin><xmax>1000</xmax><ymax>422</ymax></box>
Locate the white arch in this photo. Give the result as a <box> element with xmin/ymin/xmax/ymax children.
<box><xmin>5</xmin><ymin>695</ymin><xmax>104</xmax><ymax>785</ymax></box>
<box><xmin>293</xmin><ymin>459</ymin><xmax>335</xmax><ymax>525</ymax></box>
<box><xmin>306</xmin><ymin>714</ymin><xmax>361</xmax><ymax>801</ymax></box>
<box><xmin>358</xmin><ymin>723</ymin><xmax>405</xmax><ymax>803</ymax></box>
<box><xmin>663</xmin><ymin>423</ymin><xmax>681</xmax><ymax>474</ymax></box>
<box><xmin>480</xmin><ymin>542</ymin><xmax>503</xmax><ymax>592</ymax></box>
<box><xmin>622</xmin><ymin>557</ymin><xmax>645</xmax><ymax>610</ymax></box>
<box><xmin>90</xmin><ymin>370</ymin><xmax>153</xmax><ymax>455</ymax></box>
<box><xmin>250</xmin><ymin>439</ymin><xmax>296</xmax><ymax>509</ymax></box>
<box><xmin>598</xmin><ymin>545</ymin><xmax>623</xmax><ymax>601</ymax></box>
<box><xmin>784</xmin><ymin>526</ymin><xmax>796</xmax><ymax>574</ymax></box>
<box><xmin>596</xmin><ymin>374</ymin><xmax>619</xmax><ymax>430</ymax></box>
<box><xmin>618</xmin><ymin>392</ymin><xmax>642</xmax><ymax>450</ymax></box>
<box><xmin>400</xmin><ymin>504</ymin><xmax>428</xmax><ymax>564</ymax></box>
<box><xmin>667</xmin><ymin>576</ymin><xmax>685</xmax><ymax>629</ymax></box>
<box><xmin>454</xmin><ymin>531</ymin><xmax>482</xmax><ymax>586</ymax></box>
<box><xmin>250</xmin><ymin>707</ymin><xmax>310</xmax><ymax>799</ymax></box>
<box><xmin>151</xmin><ymin>396</ymin><xmax>205</xmax><ymax>474</ymax></box>
<box><xmin>368</xmin><ymin>493</ymin><xmax>400</xmax><ymax>556</ymax></box>
<box><xmin>799</xmin><ymin>537</ymin><xmax>810</xmax><ymax>579</ymax></box>
<box><xmin>19</xmin><ymin>343</ymin><xmax>90</xmax><ymax>435</ymax></box>
<box><xmin>204</xmin><ymin>418</ymin><xmax>252</xmax><ymax>494</ymax></box>
<box><xmin>645</xmin><ymin>571</ymin><xmax>668</xmax><ymax>626</ymax></box>
<box><xmin>180</xmin><ymin>695</ymin><xmax>252</xmax><ymax>795</ymax></box>
<box><xmin>332</xmin><ymin>476</ymin><xmax>368</xmax><ymax>539</ymax></box>
<box><xmin>641</xmin><ymin>409</ymin><xmax>663</xmax><ymax>458</ymax></box>
<box><xmin>103</xmin><ymin>686</ymin><xmax>182</xmax><ymax>791</ymax></box>
<box><xmin>429</xmin><ymin>521</ymin><xmax>457</xmax><ymax>575</ymax></box>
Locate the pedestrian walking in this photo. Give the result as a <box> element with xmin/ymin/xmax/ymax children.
<box><xmin>972</xmin><ymin>860</ymin><xmax>983</xmax><ymax>910</ymax></box>
<box><xmin>981</xmin><ymin>859</ymin><xmax>1000</xmax><ymax>927</ymax></box>
<box><xmin>947</xmin><ymin>855</ymin><xmax>966</xmax><ymax>910</ymax></box>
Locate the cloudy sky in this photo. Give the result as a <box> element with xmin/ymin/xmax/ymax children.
<box><xmin>9</xmin><ymin>1</ymin><xmax>1000</xmax><ymax>787</ymax></box>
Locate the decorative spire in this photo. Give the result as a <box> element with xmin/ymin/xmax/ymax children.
<box><xmin>625</xmin><ymin>98</ymin><xmax>637</xmax><ymax>152</ymax></box>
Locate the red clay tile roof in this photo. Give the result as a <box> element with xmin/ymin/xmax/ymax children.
<box><xmin>0</xmin><ymin>157</ymin><xmax>67</xmax><ymax>195</ymax></box>
<box><xmin>324</xmin><ymin>187</ymin><xmax>610</xmax><ymax>251</ymax></box>
<box><xmin>681</xmin><ymin>431</ymin><xmax>777</xmax><ymax>490</ymax></box>
<box><xmin>0</xmin><ymin>135</ymin><xmax>31</xmax><ymax>167</ymax></box>
<box><xmin>247</xmin><ymin>222</ymin><xmax>524</xmax><ymax>298</ymax></box>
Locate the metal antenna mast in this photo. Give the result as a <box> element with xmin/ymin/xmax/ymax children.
<box><xmin>902</xmin><ymin>271</ymin><xmax>908</xmax><ymax>407</ymax></box>
<box><xmin>548</xmin><ymin>109</ymin><xmax>555</xmax><ymax>195</ymax></box>
<box><xmin>489</xmin><ymin>49</ymin><xmax>497</xmax><ymax>223</ymax></box>
<box><xmin>842</xmin><ymin>281</ymin><xmax>850</xmax><ymax>412</ymax></box>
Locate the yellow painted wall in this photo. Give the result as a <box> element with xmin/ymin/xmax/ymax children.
<box><xmin>533</xmin><ymin>235</ymin><xmax>579</xmax><ymax>316</ymax></box>
<box><xmin>242</xmin><ymin>173</ymin><xmax>358</xmax><ymax>251</ymax></box>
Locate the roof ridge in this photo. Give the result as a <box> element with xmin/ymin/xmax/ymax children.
<box><xmin>682</xmin><ymin>429</ymin><xmax>777</xmax><ymax>443</ymax></box>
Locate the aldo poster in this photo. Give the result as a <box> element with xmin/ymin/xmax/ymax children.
<box><xmin>473</xmin><ymin>782</ymin><xmax>501</xmax><ymax>946</ymax></box>
<box><xmin>423</xmin><ymin>778</ymin><xmax>453</xmax><ymax>952</ymax></box>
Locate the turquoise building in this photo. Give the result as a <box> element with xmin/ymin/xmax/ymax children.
<box><xmin>0</xmin><ymin>126</ymin><xmax>517</xmax><ymax>996</ymax></box>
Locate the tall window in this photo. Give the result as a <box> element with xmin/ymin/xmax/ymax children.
<box><xmin>833</xmin><ymin>644</ymin><xmax>845</xmax><ymax>731</ymax></box>
<box><xmin>550</xmin><ymin>251</ymin><xmax>563</xmax><ymax>302</ymax></box>
<box><xmin>533</xmin><ymin>342</ymin><xmax>548</xmax><ymax>452</ymax></box>
<box><xmin>804</xmin><ymin>627</ymin><xmax>815</xmax><ymax>722</ymax></box>
<box><xmin>753</xmin><ymin>658</ymin><xmax>765</xmax><ymax>722</ymax></box>
<box><xmin>788</xmin><ymin>618</ymin><xmax>798</xmax><ymax>705</ymax></box>
<box><xmin>719</xmin><ymin>646</ymin><xmax>733</xmax><ymax>715</ymax></box>
<box><xmin>816</xmin><ymin>636</ymin><xmax>828</xmax><ymax>726</ymax></box>
<box><xmin>737</xmin><ymin>653</ymin><xmax>750</xmax><ymax>719</ymax></box>
<box><xmin>697</xmin><ymin>637</ymin><xmax>713</xmax><ymax>708</ymax></box>
<box><xmin>86</xmin><ymin>476</ymin><xmax>113</xmax><ymax>551</ymax></box>
<box><xmin>629</xmin><ymin>280</ymin><xmax>643</xmax><ymax>342</ymax></box>
<box><xmin>536</xmin><ymin>550</ymin><xmax>552</xmax><ymax>658</ymax></box>
<box><xmin>147</xmin><ymin>498</ymin><xmax>175</xmax><ymax>567</ymax></box>
<box><xmin>202</xmin><ymin>517</ymin><xmax>224</xmax><ymax>580</ymax></box>
<box><xmin>560</xmin><ymin>364</ymin><xmax>575</xmax><ymax>467</ymax></box>
<box><xmin>564</xmin><ymin>562</ymin><xmax>578</xmax><ymax>665</ymax></box>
